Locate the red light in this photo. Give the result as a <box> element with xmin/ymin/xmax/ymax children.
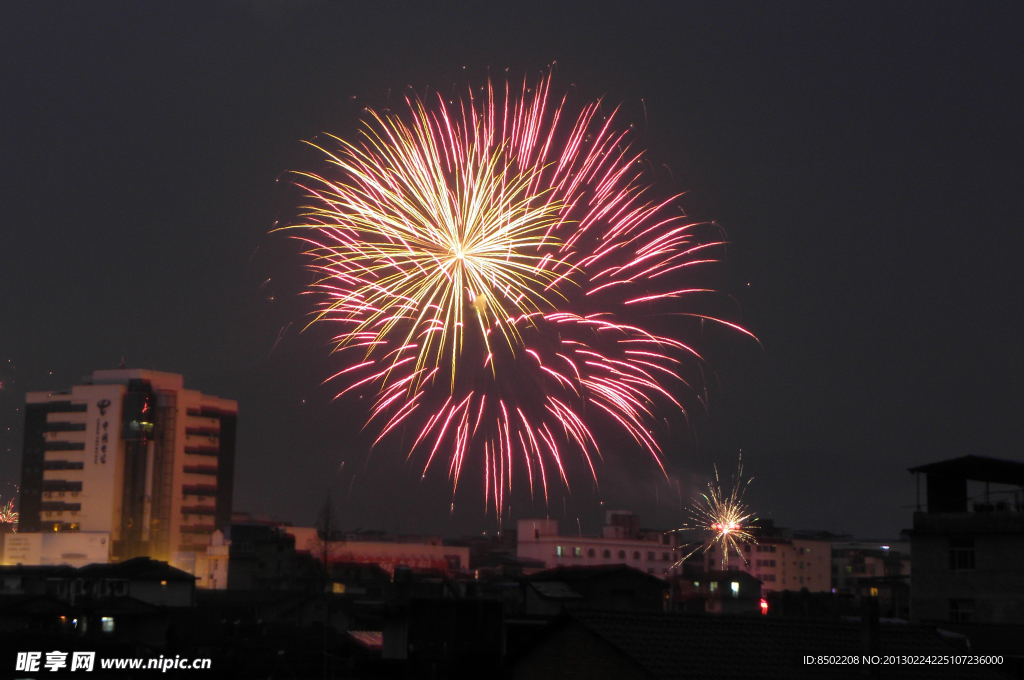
<box><xmin>760</xmin><ymin>598</ymin><xmax>769</xmax><ymax>615</ymax></box>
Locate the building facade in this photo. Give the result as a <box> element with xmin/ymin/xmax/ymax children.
<box><xmin>704</xmin><ymin>533</ymin><xmax>832</xmax><ymax>595</ymax></box>
<box><xmin>908</xmin><ymin>455</ymin><xmax>1024</xmax><ymax>624</ymax></box>
<box><xmin>17</xmin><ymin>369</ymin><xmax>237</xmax><ymax>569</ymax></box>
<box><xmin>516</xmin><ymin>513</ymin><xmax>683</xmax><ymax>578</ymax></box>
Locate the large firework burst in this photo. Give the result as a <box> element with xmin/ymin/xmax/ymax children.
<box><xmin>289</xmin><ymin>72</ymin><xmax>752</xmax><ymax>514</ymax></box>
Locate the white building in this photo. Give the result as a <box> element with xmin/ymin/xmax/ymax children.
<box><xmin>1</xmin><ymin>531</ymin><xmax>111</xmax><ymax>568</ymax></box>
<box><xmin>17</xmin><ymin>369</ymin><xmax>237</xmax><ymax>571</ymax></box>
<box><xmin>516</xmin><ymin>513</ymin><xmax>683</xmax><ymax>578</ymax></box>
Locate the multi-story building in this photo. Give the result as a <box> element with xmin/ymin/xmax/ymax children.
<box><xmin>516</xmin><ymin>512</ymin><xmax>683</xmax><ymax>578</ymax></box>
<box><xmin>908</xmin><ymin>455</ymin><xmax>1024</xmax><ymax>624</ymax></box>
<box><xmin>17</xmin><ymin>369</ymin><xmax>237</xmax><ymax>571</ymax></box>
<box><xmin>709</xmin><ymin>530</ymin><xmax>832</xmax><ymax>595</ymax></box>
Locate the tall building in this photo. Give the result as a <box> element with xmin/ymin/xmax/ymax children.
<box><xmin>18</xmin><ymin>369</ymin><xmax>237</xmax><ymax>568</ymax></box>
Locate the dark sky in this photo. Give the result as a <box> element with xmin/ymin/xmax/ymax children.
<box><xmin>2</xmin><ymin>1</ymin><xmax>1022</xmax><ymax>540</ymax></box>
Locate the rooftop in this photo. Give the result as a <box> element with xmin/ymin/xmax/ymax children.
<box><xmin>908</xmin><ymin>455</ymin><xmax>1024</xmax><ymax>485</ymax></box>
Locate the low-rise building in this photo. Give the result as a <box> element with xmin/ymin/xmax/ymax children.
<box><xmin>516</xmin><ymin>513</ymin><xmax>682</xmax><ymax>577</ymax></box>
<box><xmin>286</xmin><ymin>527</ymin><xmax>470</xmax><ymax>575</ymax></box>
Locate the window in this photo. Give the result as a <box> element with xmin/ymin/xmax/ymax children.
<box><xmin>647</xmin><ymin>551</ymin><xmax>655</xmax><ymax>561</ymax></box>
<box><xmin>662</xmin><ymin>552</ymin><xmax>670</xmax><ymax>562</ymax></box>
<box><xmin>950</xmin><ymin>599</ymin><xmax>974</xmax><ymax>623</ymax></box>
<box><xmin>588</xmin><ymin>548</ymin><xmax>596</xmax><ymax>557</ymax></box>
<box><xmin>869</xmin><ymin>587</ymin><xmax>879</xmax><ymax>597</ymax></box>
<box><xmin>603</xmin><ymin>549</ymin><xmax>611</xmax><ymax>558</ymax></box>
<box><xmin>573</xmin><ymin>546</ymin><xmax>582</xmax><ymax>557</ymax></box>
<box><xmin>744</xmin><ymin>544</ymin><xmax>750</xmax><ymax>553</ymax></box>
<box><xmin>633</xmin><ymin>551</ymin><xmax>641</xmax><ymax>560</ymax></box>
<box><xmin>709</xmin><ymin>582</ymin><xmax>718</xmax><ymax>592</ymax></box>
<box><xmin>618</xmin><ymin>550</ymin><xmax>626</xmax><ymax>559</ymax></box>
<box><xmin>101</xmin><ymin>617</ymin><xmax>115</xmax><ymax>634</ymax></box>
<box><xmin>730</xmin><ymin>582</ymin><xmax>739</xmax><ymax>597</ymax></box>
<box><xmin>556</xmin><ymin>546</ymin><xmax>564</xmax><ymax>557</ymax></box>
<box><xmin>949</xmin><ymin>538</ymin><xmax>975</xmax><ymax>571</ymax></box>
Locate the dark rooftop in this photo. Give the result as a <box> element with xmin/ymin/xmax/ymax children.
<box><xmin>527</xmin><ymin>564</ymin><xmax>667</xmax><ymax>586</ymax></box>
<box><xmin>518</xmin><ymin>610</ymin><xmax>1006</xmax><ymax>679</ymax></box>
<box><xmin>908</xmin><ymin>455</ymin><xmax>1024</xmax><ymax>485</ymax></box>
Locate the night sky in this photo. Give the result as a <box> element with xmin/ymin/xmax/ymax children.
<box><xmin>2</xmin><ymin>2</ymin><xmax>1022</xmax><ymax>540</ymax></box>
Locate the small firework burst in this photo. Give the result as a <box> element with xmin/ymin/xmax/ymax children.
<box><xmin>0</xmin><ymin>497</ymin><xmax>18</xmax><ymax>530</ymax></box>
<box><xmin>673</xmin><ymin>456</ymin><xmax>756</xmax><ymax>571</ymax></box>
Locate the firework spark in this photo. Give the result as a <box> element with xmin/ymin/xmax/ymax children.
<box><xmin>289</xmin><ymin>72</ymin><xmax>753</xmax><ymax>514</ymax></box>
<box><xmin>673</xmin><ymin>457</ymin><xmax>757</xmax><ymax>571</ymax></box>
<box><xmin>0</xmin><ymin>497</ymin><xmax>17</xmax><ymax>529</ymax></box>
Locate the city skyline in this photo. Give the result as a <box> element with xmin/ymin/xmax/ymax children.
<box><xmin>3</xmin><ymin>3</ymin><xmax>1023</xmax><ymax>540</ymax></box>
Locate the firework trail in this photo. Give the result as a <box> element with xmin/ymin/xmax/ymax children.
<box><xmin>288</xmin><ymin>72</ymin><xmax>753</xmax><ymax>514</ymax></box>
<box><xmin>672</xmin><ymin>456</ymin><xmax>757</xmax><ymax>571</ymax></box>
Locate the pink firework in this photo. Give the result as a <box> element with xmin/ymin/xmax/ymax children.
<box><xmin>289</xmin><ymin>72</ymin><xmax>752</xmax><ymax>514</ymax></box>
<box><xmin>0</xmin><ymin>497</ymin><xmax>17</xmax><ymax>529</ymax></box>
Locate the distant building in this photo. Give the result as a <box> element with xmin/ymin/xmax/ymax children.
<box><xmin>286</xmin><ymin>527</ymin><xmax>470</xmax><ymax>575</ymax></box>
<box><xmin>908</xmin><ymin>455</ymin><xmax>1024</xmax><ymax>625</ymax></box>
<box><xmin>684</xmin><ymin>521</ymin><xmax>832</xmax><ymax>595</ymax></box>
<box><xmin>16</xmin><ymin>369</ymin><xmax>237</xmax><ymax>570</ymax></box>
<box><xmin>522</xmin><ymin>564</ymin><xmax>668</xmax><ymax>616</ymax></box>
<box><xmin>0</xmin><ymin>556</ymin><xmax>195</xmax><ymax>608</ymax></box>
<box><xmin>684</xmin><ymin>569</ymin><xmax>762</xmax><ymax>615</ymax></box>
<box><xmin>831</xmin><ymin>539</ymin><xmax>911</xmax><ymax>619</ymax></box>
<box><xmin>516</xmin><ymin>512</ymin><xmax>683</xmax><ymax>578</ymax></box>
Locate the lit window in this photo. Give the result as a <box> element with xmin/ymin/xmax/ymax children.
<box><xmin>731</xmin><ymin>582</ymin><xmax>739</xmax><ymax>597</ymax></box>
<box><xmin>556</xmin><ymin>546</ymin><xmax>564</xmax><ymax>557</ymax></box>
<box><xmin>869</xmin><ymin>587</ymin><xmax>879</xmax><ymax>597</ymax></box>
<box><xmin>101</xmin><ymin>617</ymin><xmax>115</xmax><ymax>634</ymax></box>
<box><xmin>709</xmin><ymin>582</ymin><xmax>718</xmax><ymax>592</ymax></box>
<box><xmin>573</xmin><ymin>547</ymin><xmax>581</xmax><ymax>557</ymax></box>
